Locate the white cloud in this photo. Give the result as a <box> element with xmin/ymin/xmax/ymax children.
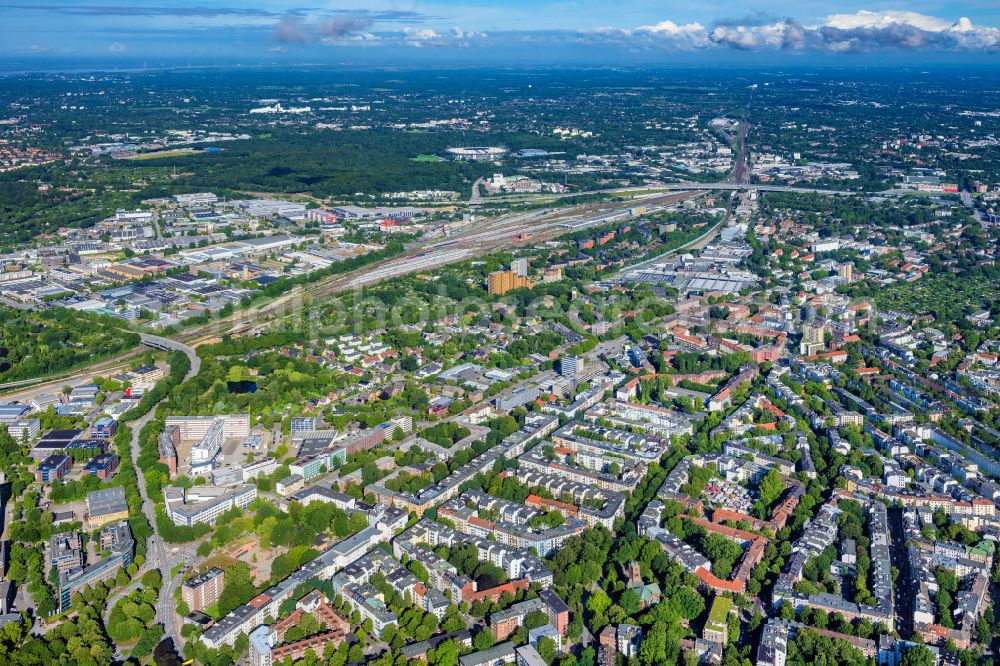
<box><xmin>823</xmin><ymin>10</ymin><xmax>952</xmax><ymax>32</ymax></box>
<box><xmin>637</xmin><ymin>20</ymin><xmax>704</xmax><ymax>36</ymax></box>
<box><xmin>611</xmin><ymin>10</ymin><xmax>1000</xmax><ymax>53</ymax></box>
<box><xmin>403</xmin><ymin>27</ymin><xmax>441</xmax><ymax>41</ymax></box>
<box><xmin>451</xmin><ymin>27</ymin><xmax>487</xmax><ymax>40</ymax></box>
<box><xmin>108</xmin><ymin>41</ymin><xmax>126</xmax><ymax>52</ymax></box>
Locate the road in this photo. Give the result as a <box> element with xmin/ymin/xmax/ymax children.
<box><xmin>0</xmin><ymin>331</ymin><xmax>196</xmax><ymax>399</ymax></box>
<box><xmin>139</xmin><ymin>333</ymin><xmax>201</xmax><ymax>378</ymax></box>
<box><xmin>613</xmin><ymin>118</ymin><xmax>748</xmax><ymax>280</ymax></box>
<box><xmin>887</xmin><ymin>507</ymin><xmax>912</xmax><ymax>638</ymax></box>
<box><xmin>733</xmin><ymin>87</ymin><xmax>753</xmax><ymax>186</ymax></box>
<box><xmin>469</xmin><ymin>177</ymin><xmax>484</xmax><ymax>205</ymax></box>
<box><xmin>6</xmin><ymin>167</ymin><xmax>936</xmax><ymax>391</ymax></box>
<box><xmin>0</xmin><ymin>361</ymin><xmax>136</xmax><ymax>403</ymax></box>
<box><xmin>614</xmin><ymin>214</ymin><xmax>728</xmax><ymax>279</ymax></box>
<box><xmin>960</xmin><ymin>189</ymin><xmax>986</xmax><ymax>223</ymax></box>
<box><xmin>126</xmin><ymin>334</ymin><xmax>201</xmax><ymax>655</ymax></box>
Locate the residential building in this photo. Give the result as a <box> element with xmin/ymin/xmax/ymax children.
<box><xmin>182</xmin><ymin>567</ymin><xmax>225</xmax><ymax>612</ymax></box>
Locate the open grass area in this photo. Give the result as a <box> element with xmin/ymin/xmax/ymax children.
<box><xmin>123</xmin><ymin>148</ymin><xmax>199</xmax><ymax>160</ymax></box>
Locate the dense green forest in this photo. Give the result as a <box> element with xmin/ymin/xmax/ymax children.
<box><xmin>125</xmin><ymin>129</ymin><xmax>586</xmax><ymax>200</ymax></box>
<box><xmin>0</xmin><ymin>178</ymin><xmax>114</xmax><ymax>249</ymax></box>
<box><xmin>0</xmin><ymin>307</ymin><xmax>140</xmax><ymax>383</ymax></box>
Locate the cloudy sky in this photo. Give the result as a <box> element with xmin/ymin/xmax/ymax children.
<box><xmin>3</xmin><ymin>1</ymin><xmax>1000</xmax><ymax>64</ymax></box>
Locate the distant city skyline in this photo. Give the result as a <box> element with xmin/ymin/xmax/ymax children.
<box><xmin>3</xmin><ymin>1</ymin><xmax>1000</xmax><ymax>65</ymax></box>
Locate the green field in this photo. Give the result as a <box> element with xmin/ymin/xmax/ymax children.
<box><xmin>123</xmin><ymin>148</ymin><xmax>199</xmax><ymax>160</ymax></box>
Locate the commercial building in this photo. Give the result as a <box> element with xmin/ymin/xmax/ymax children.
<box><xmin>31</xmin><ymin>429</ymin><xmax>84</xmax><ymax>460</ymax></box>
<box><xmin>90</xmin><ymin>416</ymin><xmax>117</xmax><ymax>441</ymax></box>
<box><xmin>5</xmin><ymin>418</ymin><xmax>40</xmax><ymax>441</ymax></box>
<box><xmin>50</xmin><ymin>532</ymin><xmax>84</xmax><ymax>574</ymax></box>
<box><xmin>86</xmin><ymin>486</ymin><xmax>129</xmax><ymax>527</ymax></box>
<box><xmin>495</xmin><ymin>385</ymin><xmax>540</xmax><ymax>412</ymax></box>
<box><xmin>36</xmin><ymin>454</ymin><xmax>72</xmax><ymax>482</ymax></box>
<box><xmin>58</xmin><ymin>522</ymin><xmax>134</xmax><ymax>612</ymax></box>
<box><xmin>83</xmin><ymin>453</ymin><xmax>120</xmax><ymax>479</ymax></box>
<box><xmin>165</xmin><ymin>414</ymin><xmax>250</xmax><ymax>441</ymax></box>
<box><xmin>0</xmin><ymin>404</ymin><xmax>31</xmax><ymax>424</ymax></box>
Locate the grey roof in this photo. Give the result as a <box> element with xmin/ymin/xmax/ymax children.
<box><xmin>459</xmin><ymin>642</ymin><xmax>516</xmax><ymax>666</ymax></box>
<box><xmin>399</xmin><ymin>630</ymin><xmax>472</xmax><ymax>659</ymax></box>
<box><xmin>87</xmin><ymin>486</ymin><xmax>128</xmax><ymax>517</ymax></box>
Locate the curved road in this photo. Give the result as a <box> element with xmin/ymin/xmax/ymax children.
<box><xmin>132</xmin><ymin>333</ymin><xmax>201</xmax><ymax>655</ymax></box>
<box><xmin>0</xmin><ymin>332</ymin><xmax>198</xmax><ymax>398</ymax></box>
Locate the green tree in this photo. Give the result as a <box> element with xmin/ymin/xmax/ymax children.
<box><xmin>900</xmin><ymin>645</ymin><xmax>936</xmax><ymax>666</ymax></box>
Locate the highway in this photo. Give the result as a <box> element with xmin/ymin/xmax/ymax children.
<box><xmin>614</xmin><ymin>110</ymin><xmax>749</xmax><ymax>280</ymax></box>
<box><xmin>639</xmin><ymin>182</ymin><xmax>932</xmax><ymax>196</ymax></box>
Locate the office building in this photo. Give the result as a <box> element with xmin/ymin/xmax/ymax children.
<box><xmin>495</xmin><ymin>385</ymin><xmax>540</xmax><ymax>412</ymax></box>
<box><xmin>158</xmin><ymin>426</ymin><xmax>179</xmax><ymax>477</ymax></box>
<box><xmin>36</xmin><ymin>454</ymin><xmax>72</xmax><ymax>483</ymax></box>
<box><xmin>31</xmin><ymin>429</ymin><xmax>84</xmax><ymax>460</ymax></box>
<box><xmin>50</xmin><ymin>532</ymin><xmax>83</xmax><ymax>574</ymax></box>
<box><xmin>0</xmin><ymin>404</ymin><xmax>30</xmax><ymax>424</ymax></box>
<box><xmin>168</xmin><ymin>485</ymin><xmax>257</xmax><ymax>527</ymax></box>
<box><xmin>58</xmin><ymin>522</ymin><xmax>133</xmax><ymax>612</ymax></box>
<box><xmin>90</xmin><ymin>416</ymin><xmax>117</xmax><ymax>441</ymax></box>
<box><xmin>84</xmin><ymin>454</ymin><xmax>120</xmax><ymax>479</ymax></box>
<box><xmin>6</xmin><ymin>418</ymin><xmax>40</xmax><ymax>441</ymax></box>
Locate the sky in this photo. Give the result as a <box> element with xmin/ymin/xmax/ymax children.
<box><xmin>3</xmin><ymin>1</ymin><xmax>1000</xmax><ymax>67</ymax></box>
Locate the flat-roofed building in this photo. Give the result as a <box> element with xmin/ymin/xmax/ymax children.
<box><xmin>182</xmin><ymin>567</ymin><xmax>225</xmax><ymax>612</ymax></box>
<box><xmin>86</xmin><ymin>486</ymin><xmax>129</xmax><ymax>527</ymax></box>
<box><xmin>58</xmin><ymin>522</ymin><xmax>133</xmax><ymax>612</ymax></box>
<box><xmin>168</xmin><ymin>485</ymin><xmax>257</xmax><ymax>527</ymax></box>
<box><xmin>6</xmin><ymin>418</ymin><xmax>40</xmax><ymax>441</ymax></box>
<box><xmin>84</xmin><ymin>453</ymin><xmax>120</xmax><ymax>480</ymax></box>
<box><xmin>36</xmin><ymin>454</ymin><xmax>72</xmax><ymax>482</ymax></box>
<box><xmin>0</xmin><ymin>404</ymin><xmax>31</xmax><ymax>423</ymax></box>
